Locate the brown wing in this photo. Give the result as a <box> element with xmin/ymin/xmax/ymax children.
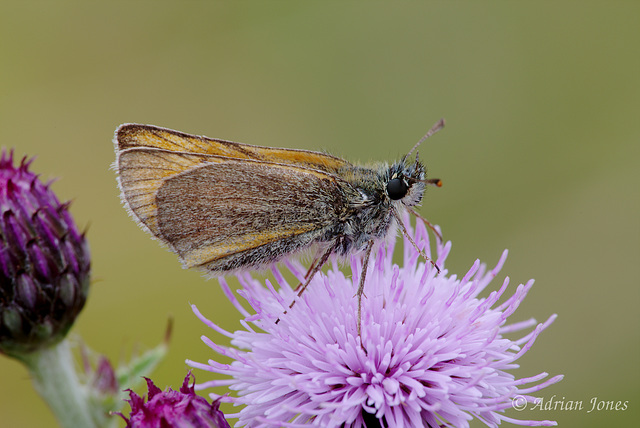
<box><xmin>154</xmin><ymin>159</ymin><xmax>344</xmax><ymax>271</ymax></box>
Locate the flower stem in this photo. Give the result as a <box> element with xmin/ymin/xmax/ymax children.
<box><xmin>21</xmin><ymin>339</ymin><xmax>98</xmax><ymax>428</ymax></box>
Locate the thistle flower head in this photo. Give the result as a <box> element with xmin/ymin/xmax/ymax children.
<box><xmin>0</xmin><ymin>150</ymin><xmax>90</xmax><ymax>357</ymax></box>
<box><xmin>188</xmin><ymin>218</ymin><xmax>562</xmax><ymax>427</ymax></box>
<box><xmin>120</xmin><ymin>372</ymin><xmax>230</xmax><ymax>428</ymax></box>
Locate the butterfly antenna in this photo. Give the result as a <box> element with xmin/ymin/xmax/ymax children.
<box><xmin>406</xmin><ymin>118</ymin><xmax>446</xmax><ymax>159</ymax></box>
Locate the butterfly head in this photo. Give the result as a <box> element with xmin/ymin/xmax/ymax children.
<box><xmin>385</xmin><ymin>118</ymin><xmax>445</xmax><ymax>207</ymax></box>
<box><xmin>386</xmin><ymin>158</ymin><xmax>431</xmax><ymax>207</ymax></box>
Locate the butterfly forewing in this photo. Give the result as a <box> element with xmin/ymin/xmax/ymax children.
<box><xmin>117</xmin><ymin>124</ymin><xmax>353</xmax><ymax>173</ymax></box>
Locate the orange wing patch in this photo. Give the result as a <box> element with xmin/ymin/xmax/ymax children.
<box><xmin>117</xmin><ymin>124</ymin><xmax>353</xmax><ymax>174</ymax></box>
<box><xmin>181</xmin><ymin>226</ymin><xmax>316</xmax><ymax>269</ymax></box>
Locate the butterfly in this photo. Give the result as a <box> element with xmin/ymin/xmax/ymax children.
<box><xmin>114</xmin><ymin>119</ymin><xmax>445</xmax><ymax>334</ymax></box>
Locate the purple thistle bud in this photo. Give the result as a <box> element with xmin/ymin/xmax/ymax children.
<box><xmin>120</xmin><ymin>372</ymin><xmax>231</xmax><ymax>428</ymax></box>
<box><xmin>0</xmin><ymin>150</ymin><xmax>90</xmax><ymax>357</ymax></box>
<box><xmin>80</xmin><ymin>343</ymin><xmax>120</xmax><ymax>398</ymax></box>
<box><xmin>188</xmin><ymin>216</ymin><xmax>563</xmax><ymax>428</ymax></box>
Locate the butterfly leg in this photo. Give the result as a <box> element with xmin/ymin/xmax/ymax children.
<box><xmin>356</xmin><ymin>240</ymin><xmax>375</xmax><ymax>337</ymax></box>
<box><xmin>394</xmin><ymin>209</ymin><xmax>440</xmax><ymax>273</ymax></box>
<box><xmin>407</xmin><ymin>206</ymin><xmax>443</xmax><ymax>243</ymax></box>
<box><xmin>293</xmin><ymin>256</ymin><xmax>320</xmax><ymax>292</ymax></box>
<box><xmin>275</xmin><ymin>243</ymin><xmax>336</xmax><ymax>324</ymax></box>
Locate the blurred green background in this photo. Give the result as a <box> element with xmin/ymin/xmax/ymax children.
<box><xmin>1</xmin><ymin>2</ymin><xmax>637</xmax><ymax>427</ymax></box>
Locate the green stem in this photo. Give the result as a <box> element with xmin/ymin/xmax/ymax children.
<box><xmin>21</xmin><ymin>338</ymin><xmax>98</xmax><ymax>428</ymax></box>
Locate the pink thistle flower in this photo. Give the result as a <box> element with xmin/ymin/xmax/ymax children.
<box><xmin>188</xmin><ymin>218</ymin><xmax>562</xmax><ymax>427</ymax></box>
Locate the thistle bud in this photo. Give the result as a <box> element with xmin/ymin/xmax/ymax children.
<box><xmin>120</xmin><ymin>372</ymin><xmax>230</xmax><ymax>428</ymax></box>
<box><xmin>0</xmin><ymin>151</ymin><xmax>90</xmax><ymax>357</ymax></box>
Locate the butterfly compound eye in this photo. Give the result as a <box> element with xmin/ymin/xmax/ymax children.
<box><xmin>387</xmin><ymin>177</ymin><xmax>408</xmax><ymax>200</ymax></box>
